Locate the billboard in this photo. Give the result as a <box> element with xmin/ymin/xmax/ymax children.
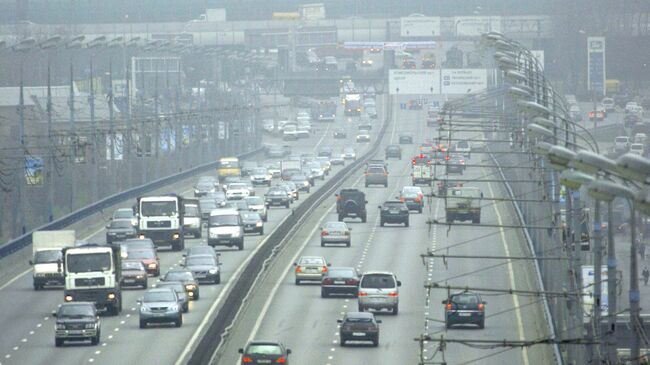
<box><xmin>343</xmin><ymin>41</ymin><xmax>436</xmax><ymax>50</ymax></box>
<box><xmin>25</xmin><ymin>156</ymin><xmax>43</xmax><ymax>186</ymax></box>
<box><xmin>587</xmin><ymin>37</ymin><xmax>606</xmax><ymax>96</ymax></box>
<box><xmin>455</xmin><ymin>16</ymin><xmax>501</xmax><ymax>37</ymax></box>
<box><xmin>581</xmin><ymin>265</ymin><xmax>608</xmax><ymax>323</ymax></box>
<box><xmin>441</xmin><ymin>69</ymin><xmax>487</xmax><ymax>94</ymax></box>
<box><xmin>389</xmin><ymin>69</ymin><xmax>440</xmax><ymax>95</ymax></box>
<box><xmin>400</xmin><ymin>16</ymin><xmax>441</xmax><ymax>37</ymax></box>
<box><xmin>105</xmin><ymin>133</ymin><xmax>124</xmax><ymax>161</ymax></box>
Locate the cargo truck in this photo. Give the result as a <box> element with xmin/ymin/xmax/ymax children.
<box><xmin>135</xmin><ymin>194</ymin><xmax>185</xmax><ymax>251</ymax></box>
<box><xmin>445</xmin><ymin>186</ymin><xmax>482</xmax><ymax>223</ymax></box>
<box><xmin>30</xmin><ymin>230</ymin><xmax>75</xmax><ymax>290</ymax></box>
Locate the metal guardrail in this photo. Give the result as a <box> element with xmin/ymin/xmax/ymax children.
<box><xmin>0</xmin><ymin>148</ymin><xmax>262</xmax><ymax>260</ymax></box>
<box><xmin>185</xmin><ymin>101</ymin><xmax>392</xmax><ymax>365</ymax></box>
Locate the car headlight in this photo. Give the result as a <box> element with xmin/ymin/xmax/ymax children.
<box><xmin>140</xmin><ymin>306</ymin><xmax>151</xmax><ymax>313</ymax></box>
<box><xmin>136</xmin><ymin>275</ymin><xmax>144</xmax><ymax>279</ymax></box>
<box><xmin>56</xmin><ymin>323</ymin><xmax>66</xmax><ymax>330</ymax></box>
<box><xmin>185</xmin><ymin>284</ymin><xmax>195</xmax><ymax>291</ymax></box>
<box><xmin>209</xmin><ymin>231</ymin><xmax>218</xmax><ymax>238</ymax></box>
<box><xmin>147</xmin><ymin>263</ymin><xmax>157</xmax><ymax>269</ymax></box>
<box><xmin>194</xmin><ymin>189</ymin><xmax>199</xmax><ymax>194</ymax></box>
<box><xmin>169</xmin><ymin>304</ymin><xmax>179</xmax><ymax>312</ymax></box>
<box><xmin>232</xmin><ymin>230</ymin><xmax>241</xmax><ymax>237</ymax></box>
<box><xmin>108</xmin><ymin>232</ymin><xmax>116</xmax><ymax>235</ymax></box>
<box><xmin>85</xmin><ymin>323</ymin><xmax>96</xmax><ymax>329</ymax></box>
<box><xmin>256</xmin><ymin>221</ymin><xmax>263</xmax><ymax>227</ymax></box>
<box><xmin>208</xmin><ymin>268</ymin><xmax>218</xmax><ymax>274</ymax></box>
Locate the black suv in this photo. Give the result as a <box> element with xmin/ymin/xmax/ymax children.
<box><xmin>385</xmin><ymin>145</ymin><xmax>402</xmax><ymax>159</ymax></box>
<box><xmin>336</xmin><ymin>189</ymin><xmax>367</xmax><ymax>222</ymax></box>
<box><xmin>53</xmin><ymin>302</ymin><xmax>100</xmax><ymax>347</ymax></box>
<box><xmin>442</xmin><ymin>291</ymin><xmax>486</xmax><ymax>329</ymax></box>
<box><xmin>239</xmin><ymin>341</ymin><xmax>292</xmax><ymax>365</ymax></box>
<box><xmin>379</xmin><ymin>201</ymin><xmax>409</xmax><ymax>227</ymax></box>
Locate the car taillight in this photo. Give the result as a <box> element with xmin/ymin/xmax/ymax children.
<box><xmin>276</xmin><ymin>357</ymin><xmax>287</xmax><ymax>364</ymax></box>
<box><xmin>344</xmin><ymin>231</ymin><xmax>350</xmax><ymax>236</ymax></box>
<box><xmin>242</xmin><ymin>357</ymin><xmax>253</xmax><ymax>363</ymax></box>
<box><xmin>295</xmin><ymin>266</ymin><xmax>302</xmax><ymax>273</ymax></box>
<box><xmin>322</xmin><ymin>266</ymin><xmax>328</xmax><ymax>273</ymax></box>
<box><xmin>321</xmin><ymin>230</ymin><xmax>329</xmax><ymax>236</ymax></box>
<box><xmin>415</xmin><ymin>197</ymin><xmax>422</xmax><ymax>203</ymax></box>
<box><xmin>399</xmin><ymin>197</ymin><xmax>405</xmax><ymax>202</ymax></box>
<box><xmin>388</xmin><ymin>292</ymin><xmax>398</xmax><ymax>297</ymax></box>
<box><xmin>358</xmin><ymin>291</ymin><xmax>367</xmax><ymax>296</ymax></box>
<box><xmin>346</xmin><ymin>279</ymin><xmax>358</xmax><ymax>285</ymax></box>
<box><xmin>446</xmin><ymin>303</ymin><xmax>452</xmax><ymax>310</ymax></box>
<box><xmin>478</xmin><ymin>303</ymin><xmax>485</xmax><ymax>311</ymax></box>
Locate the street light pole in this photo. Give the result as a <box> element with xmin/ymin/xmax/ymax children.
<box><xmin>606</xmin><ymin>200</ymin><xmax>618</xmax><ymax>363</ymax></box>
<box><xmin>629</xmin><ymin>201</ymin><xmax>641</xmax><ymax>365</ymax></box>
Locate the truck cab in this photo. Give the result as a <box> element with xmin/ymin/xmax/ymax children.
<box><xmin>136</xmin><ymin>195</ymin><xmax>185</xmax><ymax>251</ymax></box>
<box><xmin>30</xmin><ymin>230</ymin><xmax>75</xmax><ymax>290</ymax></box>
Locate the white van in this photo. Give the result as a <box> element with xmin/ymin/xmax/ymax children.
<box><xmin>630</xmin><ymin>143</ymin><xmax>645</xmax><ymax>156</ymax></box>
<box><xmin>207</xmin><ymin>209</ymin><xmax>244</xmax><ymax>250</ymax></box>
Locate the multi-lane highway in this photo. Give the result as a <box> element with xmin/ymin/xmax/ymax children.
<box><xmin>216</xmin><ymin>96</ymin><xmax>555</xmax><ymax>364</ymax></box>
<box><xmin>0</xmin><ymin>98</ymin><xmax>385</xmax><ymax>365</ymax></box>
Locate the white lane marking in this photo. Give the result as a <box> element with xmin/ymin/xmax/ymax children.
<box><xmin>313</xmin><ymin>123</ymin><xmax>333</xmax><ymax>151</ymax></box>
<box><xmin>12</xmin><ymin>347</ymin><xmax>17</xmax><ymax>351</ymax></box>
<box><xmin>20</xmin><ymin>339</ymin><xmax>26</xmax><ymax>343</ymax></box>
<box><xmin>486</xmin><ymin>176</ymin><xmax>529</xmax><ymax>365</ymax></box>
<box><xmin>95</xmin><ymin>350</ymin><xmax>101</xmax><ymax>354</ymax></box>
<box><xmin>28</xmin><ymin>331</ymin><xmax>33</xmax><ymax>335</ymax></box>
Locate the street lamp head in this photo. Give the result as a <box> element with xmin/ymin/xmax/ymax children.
<box><xmin>533</xmin><ymin>117</ymin><xmax>556</xmax><ymax>130</ymax></box>
<box><xmin>573</xmin><ymin>150</ymin><xmax>617</xmax><ymax>175</ymax></box>
<box><xmin>587</xmin><ymin>179</ymin><xmax>635</xmax><ymax>203</ymax></box>
<box><xmin>560</xmin><ymin>170</ymin><xmax>594</xmax><ymax>190</ymax></box>
<box><xmin>527</xmin><ymin>123</ymin><xmax>554</xmax><ymax>138</ymax></box>
<box><xmin>494</xmin><ymin>39</ymin><xmax>516</xmax><ymax>52</ymax></box>
<box><xmin>40</xmin><ymin>35</ymin><xmax>62</xmax><ymax>49</ymax></box>
<box><xmin>534</xmin><ymin>141</ymin><xmax>553</xmax><ymax>156</ymax></box>
<box><xmin>548</xmin><ymin>145</ymin><xmax>576</xmax><ymax>171</ymax></box>
<box><xmin>13</xmin><ymin>37</ymin><xmax>36</xmax><ymax>52</ymax></box>
<box><xmin>505</xmin><ymin>70</ymin><xmax>528</xmax><ymax>84</ymax></box>
<box><xmin>615</xmin><ymin>153</ymin><xmax>650</xmax><ymax>184</ymax></box>
<box><xmin>518</xmin><ymin>100</ymin><xmax>551</xmax><ymax>116</ymax></box>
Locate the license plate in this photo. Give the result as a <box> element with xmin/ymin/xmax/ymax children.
<box><xmin>123</xmin><ymin>279</ymin><xmax>135</xmax><ymax>283</ymax></box>
<box><xmin>307</xmin><ymin>268</ymin><xmax>318</xmax><ymax>272</ymax></box>
<box><xmin>334</xmin><ymin>281</ymin><xmax>346</xmax><ymax>284</ymax></box>
<box><xmin>390</xmin><ymin>210</ymin><xmax>399</xmax><ymax>214</ymax></box>
<box><xmin>458</xmin><ymin>313</ymin><xmax>471</xmax><ymax>317</ymax></box>
<box><xmin>257</xmin><ymin>360</ymin><xmax>271</xmax><ymax>364</ymax></box>
<box><xmin>352</xmin><ymin>332</ymin><xmax>366</xmax><ymax>336</ymax></box>
<box><xmin>154</xmin><ymin>313</ymin><xmax>166</xmax><ymax>317</ymax></box>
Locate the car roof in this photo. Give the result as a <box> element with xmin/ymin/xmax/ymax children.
<box><xmin>60</xmin><ymin>301</ymin><xmax>95</xmax><ymax>307</ymax></box>
<box><xmin>210</xmin><ymin>209</ymin><xmax>239</xmax><ymax>216</ymax></box>
<box><xmin>362</xmin><ymin>271</ymin><xmax>396</xmax><ymax>276</ymax></box>
<box><xmin>383</xmin><ymin>200</ymin><xmax>404</xmax><ymax>204</ymax></box>
<box><xmin>248</xmin><ymin>340</ymin><xmax>284</xmax><ymax>346</ymax></box>
<box><xmin>146</xmin><ymin>287</ymin><xmax>175</xmax><ymax>293</ymax></box>
<box><xmin>345</xmin><ymin>311</ymin><xmax>374</xmax><ymax>319</ymax></box>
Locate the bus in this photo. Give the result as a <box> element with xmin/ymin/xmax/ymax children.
<box><xmin>217</xmin><ymin>157</ymin><xmax>241</xmax><ymax>178</ymax></box>
<box><xmin>344</xmin><ymin>94</ymin><xmax>361</xmax><ymax>116</ymax></box>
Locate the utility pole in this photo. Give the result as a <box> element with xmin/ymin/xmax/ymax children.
<box><xmin>629</xmin><ymin>203</ymin><xmax>641</xmax><ymax>365</ymax></box>
<box><xmin>46</xmin><ymin>61</ymin><xmax>54</xmax><ymax>222</ymax></box>
<box><xmin>89</xmin><ymin>58</ymin><xmax>98</xmax><ymax>203</ymax></box>
<box><xmin>589</xmin><ymin>200</ymin><xmax>603</xmax><ymax>362</ymax></box>
<box><xmin>606</xmin><ymin>200</ymin><xmax>618</xmax><ymax>363</ymax></box>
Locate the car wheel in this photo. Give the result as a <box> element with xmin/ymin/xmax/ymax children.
<box><xmin>259</xmin><ymin>229</ymin><xmax>264</xmax><ymax>236</ymax></box>
<box><xmin>372</xmin><ymin>339</ymin><xmax>379</xmax><ymax>347</ymax></box>
<box><xmin>346</xmin><ymin>241</ymin><xmax>351</xmax><ymax>247</ymax></box>
<box><xmin>358</xmin><ymin>304</ymin><xmax>364</xmax><ymax>312</ymax></box>
<box><xmin>384</xmin><ymin>183</ymin><xmax>388</xmax><ymax>187</ymax></box>
<box><xmin>478</xmin><ymin>320</ymin><xmax>485</xmax><ymax>329</ymax></box>
<box><xmin>340</xmin><ymin>339</ymin><xmax>346</xmax><ymax>347</ymax></box>
<box><xmin>238</xmin><ymin>241</ymin><xmax>244</xmax><ymax>251</ymax></box>
<box><xmin>418</xmin><ymin>207</ymin><xmax>423</xmax><ymax>214</ymax></box>
<box><xmin>380</xmin><ymin>220</ymin><xmax>385</xmax><ymax>227</ymax></box>
<box><xmin>338</xmin><ymin>214</ymin><xmax>344</xmax><ymax>222</ymax></box>
<box><xmin>365</xmin><ymin>183</ymin><xmax>369</xmax><ymax>187</ymax></box>
<box><xmin>34</xmin><ymin>284</ymin><xmax>41</xmax><ymax>290</ymax></box>
<box><xmin>285</xmin><ymin>202</ymin><xmax>290</xmax><ymax>208</ymax></box>
<box><xmin>91</xmin><ymin>335</ymin><xmax>100</xmax><ymax>346</ymax></box>
<box><xmin>445</xmin><ymin>321</ymin><xmax>452</xmax><ymax>329</ymax></box>
<box><xmin>215</xmin><ymin>274</ymin><xmax>221</xmax><ymax>285</ymax></box>
<box><xmin>321</xmin><ymin>241</ymin><xmax>325</xmax><ymax>247</ymax></box>
<box><xmin>176</xmin><ymin>316</ymin><xmax>183</xmax><ymax>327</ymax></box>
<box><xmin>393</xmin><ymin>304</ymin><xmax>399</xmax><ymax>315</ymax></box>
<box><xmin>405</xmin><ymin>220</ymin><xmax>409</xmax><ymax>227</ymax></box>
<box><xmin>143</xmin><ymin>279</ymin><xmax>148</xmax><ymax>289</ymax></box>
<box><xmin>55</xmin><ymin>338</ymin><xmax>64</xmax><ymax>347</ymax></box>
<box><xmin>139</xmin><ymin>320</ymin><xmax>147</xmax><ymax>329</ymax></box>
<box><xmin>361</xmin><ymin>215</ymin><xmax>367</xmax><ymax>223</ymax></box>
<box><xmin>321</xmin><ymin>290</ymin><xmax>329</xmax><ymax>298</ymax></box>
<box><xmin>295</xmin><ymin>279</ymin><xmax>301</xmax><ymax>285</ymax></box>
<box><xmin>183</xmin><ymin>303</ymin><xmax>189</xmax><ymax>313</ymax></box>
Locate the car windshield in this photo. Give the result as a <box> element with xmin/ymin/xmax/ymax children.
<box><xmin>59</xmin><ymin>305</ymin><xmax>95</xmax><ymax>318</ymax></box>
<box><xmin>122</xmin><ymin>261</ymin><xmax>144</xmax><ymax>270</ymax></box>
<box><xmin>186</xmin><ymin>257</ymin><xmax>215</xmax><ymax>266</ymax></box>
<box><xmin>361</xmin><ymin>274</ymin><xmax>396</xmax><ymax>289</ymax></box>
<box><xmin>325</xmin><ymin>222</ymin><xmax>347</xmax><ymax>230</ymax></box>
<box><xmin>156</xmin><ymin>283</ymin><xmax>185</xmax><ymax>294</ymax></box>
<box><xmin>268</xmin><ymin>190</ymin><xmax>284</xmax><ymax>196</ymax></box>
<box><xmin>403</xmin><ymin>187</ymin><xmax>420</xmax><ymax>194</ymax></box>
<box><xmin>113</xmin><ymin>210</ymin><xmax>133</xmax><ymax>219</ymax></box>
<box><xmin>367</xmin><ymin>167</ymin><xmax>384</xmax><ymax>174</ymax></box>
<box><xmin>240</xmin><ymin>212</ymin><xmax>260</xmax><ymax>220</ymax></box>
<box><xmin>384</xmin><ymin>202</ymin><xmax>404</xmax><ymax>208</ymax></box>
<box><xmin>187</xmin><ymin>247</ymin><xmax>214</xmax><ymax>256</ymax></box>
<box><xmin>34</xmin><ymin>250</ymin><xmax>62</xmax><ymax>263</ymax></box>
<box><xmin>299</xmin><ymin>257</ymin><xmax>324</xmax><ymax>265</ymax></box>
<box><xmin>200</xmin><ymin>201</ymin><xmax>217</xmax><ymax>210</ymax></box>
<box><xmin>328</xmin><ymin>268</ymin><xmax>355</xmax><ymax>277</ymax></box>
<box><xmin>345</xmin><ymin>317</ymin><xmax>372</xmax><ymax>323</ymax></box>
<box><xmin>219</xmin><ymin>161</ymin><xmax>239</xmax><ymax>168</ymax></box>
<box><xmin>164</xmin><ymin>271</ymin><xmax>193</xmax><ymax>281</ymax></box>
<box><xmin>197</xmin><ymin>182</ymin><xmax>213</xmax><ymax>189</ymax></box>
<box><xmin>124</xmin><ymin>240</ymin><xmax>153</xmax><ymax>250</ymax></box>
<box><xmin>209</xmin><ymin>215</ymin><xmax>239</xmax><ymax>227</ymax></box>
<box><xmin>291</xmin><ymin>175</ymin><xmax>307</xmax><ymax>181</ymax></box>
<box><xmin>140</xmin><ymin>201</ymin><xmax>177</xmax><ymax>216</ymax></box>
<box><xmin>229</xmin><ymin>183</ymin><xmax>248</xmax><ymax>190</ymax></box>
<box><xmin>127</xmin><ymin>250</ymin><xmax>154</xmax><ymax>259</ymax></box>
<box><xmin>66</xmin><ymin>252</ymin><xmax>111</xmax><ymax>273</ymax></box>
<box><xmin>110</xmin><ymin>220</ymin><xmax>133</xmax><ymax>229</ymax></box>
<box><xmin>252</xmin><ymin>168</ymin><xmax>267</xmax><ymax>175</ymax></box>
<box><xmin>144</xmin><ymin>290</ymin><xmax>176</xmax><ymax>302</ymax></box>
<box><xmin>185</xmin><ymin>206</ymin><xmax>200</xmax><ymax>217</ymax></box>
<box><xmin>344</xmin><ymin>148</ymin><xmax>355</xmax><ymax>153</ymax></box>
<box><xmin>452</xmin><ymin>294</ymin><xmax>480</xmax><ymax>305</ymax></box>
<box><xmin>247</xmin><ymin>345</ymin><xmax>283</xmax><ymax>355</ymax></box>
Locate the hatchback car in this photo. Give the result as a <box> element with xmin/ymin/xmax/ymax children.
<box><xmin>125</xmin><ymin>248</ymin><xmax>160</xmax><ymax>276</ymax></box>
<box><xmin>238</xmin><ymin>341</ymin><xmax>292</xmax><ymax>365</ymax></box>
<box><xmin>162</xmin><ymin>269</ymin><xmax>200</xmax><ymax>300</ymax></box>
<box><xmin>320</xmin><ymin>221</ymin><xmax>352</xmax><ymax>247</ymax></box>
<box><xmin>358</xmin><ymin>271</ymin><xmax>401</xmax><ymax>314</ymax></box>
<box><xmin>442</xmin><ymin>291</ymin><xmax>486</xmax><ymax>329</ymax></box>
<box><xmin>225</xmin><ymin>182</ymin><xmax>251</xmax><ymax>200</ymax></box>
<box><xmin>338</xmin><ymin>312</ymin><xmax>381</xmax><ymax>347</ymax></box>
<box><xmin>294</xmin><ymin>256</ymin><xmax>330</xmax><ymax>285</ymax></box>
<box><xmin>120</xmin><ymin>260</ymin><xmax>148</xmax><ymax>289</ymax></box>
<box><xmin>53</xmin><ymin>302</ymin><xmax>100</xmax><ymax>347</ymax></box>
<box><xmin>385</xmin><ymin>145</ymin><xmax>402</xmax><ymax>159</ymax></box>
<box><xmin>400</xmin><ymin>186</ymin><xmax>424</xmax><ymax>213</ymax></box>
<box><xmin>365</xmin><ymin>165</ymin><xmax>388</xmax><ymax>187</ymax></box>
<box><xmin>379</xmin><ymin>201</ymin><xmax>409</xmax><ymax>227</ymax></box>
<box><xmin>105</xmin><ymin>219</ymin><xmax>137</xmax><ymax>243</ymax></box>
<box><xmin>240</xmin><ymin>211</ymin><xmax>264</xmax><ymax>235</ymax></box>
<box><xmin>138</xmin><ymin>288</ymin><xmax>183</xmax><ymax>328</ymax></box>
<box><xmin>155</xmin><ymin>281</ymin><xmax>190</xmax><ymax>313</ymax></box>
<box><xmin>399</xmin><ymin>134</ymin><xmax>413</xmax><ymax>144</ymax></box>
<box><xmin>321</xmin><ymin>266</ymin><xmax>360</xmax><ymax>297</ymax></box>
<box><xmin>182</xmin><ymin>254</ymin><xmax>221</xmax><ymax>284</ymax></box>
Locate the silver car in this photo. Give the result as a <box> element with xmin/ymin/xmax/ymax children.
<box><xmin>245</xmin><ymin>196</ymin><xmax>268</xmax><ymax>221</ymax></box>
<box><xmin>138</xmin><ymin>288</ymin><xmax>183</xmax><ymax>328</ymax></box>
<box><xmin>294</xmin><ymin>256</ymin><xmax>330</xmax><ymax>285</ymax></box>
<box><xmin>320</xmin><ymin>221</ymin><xmax>351</xmax><ymax>247</ymax></box>
<box><xmin>358</xmin><ymin>271</ymin><xmax>401</xmax><ymax>315</ymax></box>
<box><xmin>155</xmin><ymin>281</ymin><xmax>190</xmax><ymax>313</ymax></box>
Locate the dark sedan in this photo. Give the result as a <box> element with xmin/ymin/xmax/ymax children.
<box><xmin>338</xmin><ymin>312</ymin><xmax>381</xmax><ymax>347</ymax></box>
<box><xmin>265</xmin><ymin>188</ymin><xmax>291</xmax><ymax>208</ymax></box>
<box><xmin>105</xmin><ymin>219</ymin><xmax>137</xmax><ymax>243</ymax></box>
<box><xmin>334</xmin><ymin>129</ymin><xmax>347</xmax><ymax>139</ymax></box>
<box><xmin>321</xmin><ymin>267</ymin><xmax>360</xmax><ymax>298</ymax></box>
<box><xmin>182</xmin><ymin>254</ymin><xmax>220</xmax><ymax>284</ymax></box>
<box><xmin>162</xmin><ymin>269</ymin><xmax>200</xmax><ymax>300</ymax></box>
<box><xmin>120</xmin><ymin>260</ymin><xmax>148</xmax><ymax>289</ymax></box>
<box><xmin>385</xmin><ymin>145</ymin><xmax>402</xmax><ymax>159</ymax></box>
<box><xmin>239</xmin><ymin>341</ymin><xmax>291</xmax><ymax>365</ymax></box>
<box><xmin>379</xmin><ymin>201</ymin><xmax>410</xmax><ymax>227</ymax></box>
<box><xmin>290</xmin><ymin>175</ymin><xmax>311</xmax><ymax>193</ymax></box>
<box><xmin>240</xmin><ymin>211</ymin><xmax>264</xmax><ymax>235</ymax></box>
<box><xmin>443</xmin><ymin>291</ymin><xmax>486</xmax><ymax>329</ymax></box>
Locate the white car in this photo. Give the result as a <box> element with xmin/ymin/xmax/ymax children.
<box><xmin>250</xmin><ymin>167</ymin><xmax>272</xmax><ymax>186</ymax></box>
<box><xmin>614</xmin><ymin>136</ymin><xmax>630</xmax><ymax>151</ymax></box>
<box><xmin>225</xmin><ymin>183</ymin><xmax>251</xmax><ymax>200</ymax></box>
<box><xmin>626</xmin><ymin>102</ymin><xmax>640</xmax><ymax>113</ymax></box>
<box><xmin>356</xmin><ymin>132</ymin><xmax>370</xmax><ymax>143</ymax></box>
<box><xmin>265</xmin><ymin>162</ymin><xmax>281</xmax><ymax>179</ymax></box>
<box><xmin>262</xmin><ymin>119</ymin><xmax>274</xmax><ymax>133</ymax></box>
<box><xmin>283</xmin><ymin>125</ymin><xmax>299</xmax><ymax>141</ymax></box>
<box><xmin>629</xmin><ymin>143</ymin><xmax>645</xmax><ymax>156</ymax></box>
<box><xmin>343</xmin><ymin>148</ymin><xmax>357</xmax><ymax>160</ymax></box>
<box><xmin>454</xmin><ymin>140</ymin><xmax>471</xmax><ymax>157</ymax></box>
<box><xmin>601</xmin><ymin>98</ymin><xmax>615</xmax><ymax>112</ymax></box>
<box><xmin>633</xmin><ymin>133</ymin><xmax>647</xmax><ymax>144</ymax></box>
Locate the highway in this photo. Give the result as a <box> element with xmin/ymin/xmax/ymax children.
<box><xmin>216</xmin><ymin>97</ymin><xmax>555</xmax><ymax>364</ymax></box>
<box><xmin>0</xmin><ymin>98</ymin><xmax>384</xmax><ymax>365</ymax></box>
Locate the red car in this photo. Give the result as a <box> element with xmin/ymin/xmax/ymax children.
<box><xmin>125</xmin><ymin>248</ymin><xmax>160</xmax><ymax>276</ymax></box>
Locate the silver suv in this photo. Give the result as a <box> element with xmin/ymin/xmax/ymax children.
<box><xmin>365</xmin><ymin>165</ymin><xmax>388</xmax><ymax>187</ymax></box>
<box><xmin>358</xmin><ymin>271</ymin><xmax>401</xmax><ymax>315</ymax></box>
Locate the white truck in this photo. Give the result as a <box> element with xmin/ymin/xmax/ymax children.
<box><xmin>62</xmin><ymin>243</ymin><xmax>122</xmax><ymax>315</ymax></box>
<box><xmin>29</xmin><ymin>230</ymin><xmax>75</xmax><ymax>290</ymax></box>
<box><xmin>136</xmin><ymin>194</ymin><xmax>185</xmax><ymax>251</ymax></box>
<box><xmin>412</xmin><ymin>164</ymin><xmax>433</xmax><ymax>186</ymax></box>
